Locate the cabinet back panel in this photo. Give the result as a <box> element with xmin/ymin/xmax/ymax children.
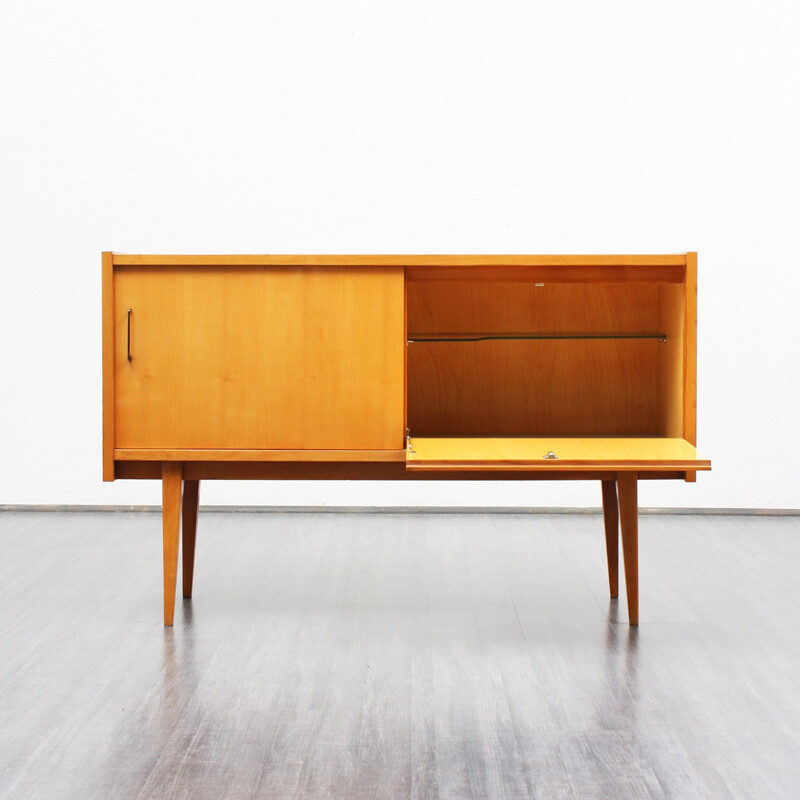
<box><xmin>407</xmin><ymin>283</ymin><xmax>660</xmax><ymax>335</ymax></box>
<box><xmin>407</xmin><ymin>339</ymin><xmax>661</xmax><ymax>436</ymax></box>
<box><xmin>407</xmin><ymin>282</ymin><xmax>669</xmax><ymax>436</ymax></box>
<box><xmin>114</xmin><ymin>266</ymin><xmax>405</xmax><ymax>449</ymax></box>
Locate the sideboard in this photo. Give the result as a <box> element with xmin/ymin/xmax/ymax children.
<box><xmin>102</xmin><ymin>253</ymin><xmax>710</xmax><ymax>626</ymax></box>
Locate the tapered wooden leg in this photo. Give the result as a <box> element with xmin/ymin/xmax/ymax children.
<box><xmin>601</xmin><ymin>480</ymin><xmax>619</xmax><ymax>599</ymax></box>
<box><xmin>162</xmin><ymin>462</ymin><xmax>183</xmax><ymax>627</ymax></box>
<box><xmin>182</xmin><ymin>479</ymin><xmax>199</xmax><ymax>599</ymax></box>
<box><xmin>617</xmin><ymin>472</ymin><xmax>639</xmax><ymax>625</ymax></box>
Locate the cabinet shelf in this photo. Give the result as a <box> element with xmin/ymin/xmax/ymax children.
<box><xmin>408</xmin><ymin>333</ymin><xmax>667</xmax><ymax>343</ymax></box>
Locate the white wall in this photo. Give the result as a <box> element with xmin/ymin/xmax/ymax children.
<box><xmin>1</xmin><ymin>1</ymin><xmax>798</xmax><ymax>509</ymax></box>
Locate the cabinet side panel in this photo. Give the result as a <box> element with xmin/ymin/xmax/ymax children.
<box><xmin>407</xmin><ymin>283</ymin><xmax>662</xmax><ymax>436</ymax></box>
<box><xmin>683</xmin><ymin>253</ymin><xmax>698</xmax><ymax>445</ymax></box>
<box><xmin>102</xmin><ymin>252</ymin><xmax>115</xmax><ymax>480</ymax></box>
<box><xmin>683</xmin><ymin>253</ymin><xmax>698</xmax><ymax>481</ymax></box>
<box><xmin>403</xmin><ymin>270</ymin><xmax>408</xmax><ymax>437</ymax></box>
<box><xmin>114</xmin><ymin>266</ymin><xmax>405</xmax><ymax>450</ymax></box>
<box><xmin>657</xmin><ymin>282</ymin><xmax>685</xmax><ymax>437</ymax></box>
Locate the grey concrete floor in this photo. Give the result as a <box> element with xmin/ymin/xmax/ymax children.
<box><xmin>1</xmin><ymin>510</ymin><xmax>799</xmax><ymax>799</ymax></box>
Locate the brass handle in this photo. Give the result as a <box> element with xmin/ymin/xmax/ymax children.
<box><xmin>127</xmin><ymin>308</ymin><xmax>132</xmax><ymax>361</ymax></box>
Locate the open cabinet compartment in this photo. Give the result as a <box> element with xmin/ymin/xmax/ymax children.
<box><xmin>404</xmin><ymin>266</ymin><xmax>707</xmax><ymax>472</ymax></box>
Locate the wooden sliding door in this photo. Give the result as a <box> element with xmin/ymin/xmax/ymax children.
<box><xmin>114</xmin><ymin>265</ymin><xmax>405</xmax><ymax>450</ymax></box>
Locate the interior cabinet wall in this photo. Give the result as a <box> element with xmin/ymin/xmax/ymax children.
<box><xmin>657</xmin><ymin>282</ymin><xmax>686</xmax><ymax>439</ymax></box>
<box><xmin>407</xmin><ymin>281</ymin><xmax>686</xmax><ymax>438</ymax></box>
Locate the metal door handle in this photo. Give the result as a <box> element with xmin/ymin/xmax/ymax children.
<box><xmin>127</xmin><ymin>308</ymin><xmax>132</xmax><ymax>361</ymax></box>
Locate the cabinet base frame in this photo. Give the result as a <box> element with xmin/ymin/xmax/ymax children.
<box><xmin>154</xmin><ymin>461</ymin><xmax>646</xmax><ymax>627</ymax></box>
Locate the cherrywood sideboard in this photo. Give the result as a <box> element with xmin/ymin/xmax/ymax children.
<box><xmin>102</xmin><ymin>253</ymin><xmax>710</xmax><ymax>626</ymax></box>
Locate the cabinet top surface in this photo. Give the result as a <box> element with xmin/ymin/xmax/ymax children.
<box><xmin>109</xmin><ymin>253</ymin><xmax>692</xmax><ymax>267</ymax></box>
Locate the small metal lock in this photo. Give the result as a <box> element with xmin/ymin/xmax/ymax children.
<box><xmin>543</xmin><ymin>451</ymin><xmax>559</xmax><ymax>460</ymax></box>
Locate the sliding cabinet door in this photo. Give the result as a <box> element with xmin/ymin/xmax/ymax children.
<box><xmin>114</xmin><ymin>266</ymin><xmax>405</xmax><ymax>450</ymax></box>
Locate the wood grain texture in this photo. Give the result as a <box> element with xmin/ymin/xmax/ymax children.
<box><xmin>602</xmin><ymin>480</ymin><xmax>619</xmax><ymax>598</ymax></box>
<box><xmin>407</xmin><ymin>282</ymin><xmax>670</xmax><ymax>437</ymax></box>
<box><xmin>114</xmin><ymin>266</ymin><xmax>404</xmax><ymax>450</ymax></box>
<box><xmin>181</xmin><ymin>480</ymin><xmax>199</xmax><ymax>599</ymax></box>
<box><xmin>102</xmin><ymin>252</ymin><xmax>115</xmax><ymax>481</ymax></box>
<box><xmin>684</xmin><ymin>252</ymin><xmax>698</xmax><ymax>482</ymax></box>
<box><xmin>408</xmin><ymin>338</ymin><xmax>663</xmax><ymax>436</ymax></box>
<box><xmin>112</xmin><ymin>253</ymin><xmax>690</xmax><ymax>267</ymax></box>
<box><xmin>103</xmin><ymin>252</ymin><xmax>707</xmax><ymax>631</ymax></box>
<box><xmin>406</xmin><ymin>264</ymin><xmax>685</xmax><ymax>283</ymax></box>
<box><xmin>683</xmin><ymin>253</ymin><xmax>698</xmax><ymax>445</ymax></box>
<box><xmin>403</xmin><ymin>274</ymin><xmax>408</xmax><ymax>436</ymax></box>
<box><xmin>114</xmin><ymin>449</ymin><xmax>407</xmax><ymax>462</ymax></box>
<box><xmin>658</xmin><ymin>281</ymin><xmax>686</xmax><ymax>437</ymax></box>
<box><xmin>618</xmin><ymin>472</ymin><xmax>639</xmax><ymax>625</ymax></box>
<box><xmin>114</xmin><ymin>460</ymin><xmax>687</xmax><ymax>482</ymax></box>
<box><xmin>104</xmin><ymin>254</ymin><xmax>705</xmax><ymax>485</ymax></box>
<box><xmin>408</xmin><ymin>282</ymin><xmax>662</xmax><ymax>336</ymax></box>
<box><xmin>161</xmin><ymin>462</ymin><xmax>182</xmax><ymax>626</ymax></box>
<box><xmin>406</xmin><ymin>437</ymin><xmax>710</xmax><ymax>472</ymax></box>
